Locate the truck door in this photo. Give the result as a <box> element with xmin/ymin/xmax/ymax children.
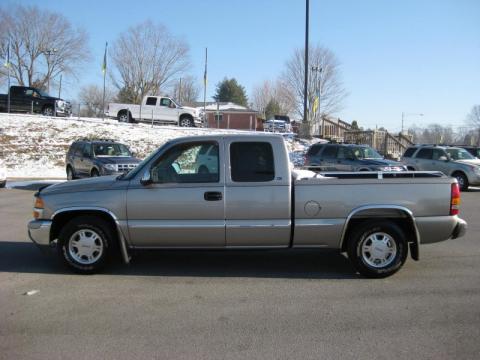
<box><xmin>158</xmin><ymin>98</ymin><xmax>177</xmax><ymax>123</ymax></box>
<box><xmin>224</xmin><ymin>138</ymin><xmax>291</xmax><ymax>247</ymax></box>
<box><xmin>126</xmin><ymin>140</ymin><xmax>225</xmax><ymax>247</ymax></box>
<box><xmin>142</xmin><ymin>96</ymin><xmax>158</xmax><ymax>121</ymax></box>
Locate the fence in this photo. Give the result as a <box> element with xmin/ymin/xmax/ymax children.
<box><xmin>344</xmin><ymin>130</ymin><xmax>414</xmax><ymax>160</ymax></box>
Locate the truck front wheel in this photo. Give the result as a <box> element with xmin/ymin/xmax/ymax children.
<box><xmin>43</xmin><ymin>106</ymin><xmax>54</xmax><ymax>117</ymax></box>
<box><xmin>57</xmin><ymin>216</ymin><xmax>114</xmax><ymax>274</ymax></box>
<box><xmin>179</xmin><ymin>116</ymin><xmax>194</xmax><ymax>127</ymax></box>
<box><xmin>347</xmin><ymin>220</ymin><xmax>408</xmax><ymax>278</ymax></box>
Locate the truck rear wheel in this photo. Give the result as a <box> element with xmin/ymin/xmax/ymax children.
<box><xmin>347</xmin><ymin>220</ymin><xmax>408</xmax><ymax>278</ymax></box>
<box><xmin>57</xmin><ymin>216</ymin><xmax>114</xmax><ymax>274</ymax></box>
<box><xmin>118</xmin><ymin>110</ymin><xmax>131</xmax><ymax>123</ymax></box>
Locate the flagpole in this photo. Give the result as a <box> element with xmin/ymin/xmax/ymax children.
<box><xmin>203</xmin><ymin>47</ymin><xmax>207</xmax><ymax>127</ymax></box>
<box><xmin>6</xmin><ymin>39</ymin><xmax>11</xmax><ymax>114</ymax></box>
<box><xmin>102</xmin><ymin>42</ymin><xmax>108</xmax><ymax>121</ymax></box>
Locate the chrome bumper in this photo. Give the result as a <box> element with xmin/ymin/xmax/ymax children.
<box><xmin>452</xmin><ymin>217</ymin><xmax>467</xmax><ymax>239</ymax></box>
<box><xmin>28</xmin><ymin>220</ymin><xmax>52</xmax><ymax>246</ymax></box>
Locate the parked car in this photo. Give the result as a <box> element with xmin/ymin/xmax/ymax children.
<box><xmin>264</xmin><ymin>119</ymin><xmax>292</xmax><ymax>133</ymax></box>
<box><xmin>28</xmin><ymin>134</ymin><xmax>466</xmax><ymax>278</ymax></box>
<box><xmin>0</xmin><ymin>86</ymin><xmax>71</xmax><ymax>116</ymax></box>
<box><xmin>0</xmin><ymin>159</ymin><xmax>6</xmax><ymax>188</ymax></box>
<box><xmin>305</xmin><ymin>143</ymin><xmax>407</xmax><ymax>172</ymax></box>
<box><xmin>401</xmin><ymin>145</ymin><xmax>480</xmax><ymax>190</ymax></box>
<box><xmin>65</xmin><ymin>139</ymin><xmax>141</xmax><ymax>180</ymax></box>
<box><xmin>195</xmin><ymin>143</ymin><xmax>219</xmax><ymax>174</ymax></box>
<box><xmin>106</xmin><ymin>95</ymin><xmax>202</xmax><ymax>126</ymax></box>
<box><xmin>456</xmin><ymin>145</ymin><xmax>480</xmax><ymax>159</ymax></box>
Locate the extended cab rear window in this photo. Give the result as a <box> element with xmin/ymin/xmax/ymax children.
<box><xmin>230</xmin><ymin>142</ymin><xmax>274</xmax><ymax>182</ymax></box>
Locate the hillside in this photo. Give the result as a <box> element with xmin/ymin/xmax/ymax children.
<box><xmin>0</xmin><ymin>114</ymin><xmax>310</xmax><ymax>178</ymax></box>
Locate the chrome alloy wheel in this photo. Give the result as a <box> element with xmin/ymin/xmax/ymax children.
<box><xmin>68</xmin><ymin>229</ymin><xmax>104</xmax><ymax>265</ymax></box>
<box><xmin>360</xmin><ymin>232</ymin><xmax>397</xmax><ymax>268</ymax></box>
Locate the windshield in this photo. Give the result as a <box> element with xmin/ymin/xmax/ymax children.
<box><xmin>445</xmin><ymin>148</ymin><xmax>476</xmax><ymax>160</ymax></box>
<box><xmin>93</xmin><ymin>143</ymin><xmax>132</xmax><ymax>157</ymax></box>
<box><xmin>352</xmin><ymin>146</ymin><xmax>383</xmax><ymax>159</ymax></box>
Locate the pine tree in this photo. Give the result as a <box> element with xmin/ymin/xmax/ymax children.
<box><xmin>213</xmin><ymin>78</ymin><xmax>248</xmax><ymax>107</ymax></box>
<box><xmin>264</xmin><ymin>98</ymin><xmax>282</xmax><ymax>120</ymax></box>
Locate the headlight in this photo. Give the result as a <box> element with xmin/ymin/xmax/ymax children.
<box><xmin>474</xmin><ymin>166</ymin><xmax>480</xmax><ymax>175</ymax></box>
<box><xmin>103</xmin><ymin>164</ymin><xmax>117</xmax><ymax>171</ymax></box>
<box><xmin>56</xmin><ymin>100</ymin><xmax>65</xmax><ymax>109</ymax></box>
<box><xmin>33</xmin><ymin>197</ymin><xmax>44</xmax><ymax>219</ymax></box>
<box><xmin>378</xmin><ymin>166</ymin><xmax>391</xmax><ymax>171</ymax></box>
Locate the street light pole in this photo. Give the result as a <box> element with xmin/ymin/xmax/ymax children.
<box><xmin>303</xmin><ymin>0</ymin><xmax>309</xmax><ymax>137</ymax></box>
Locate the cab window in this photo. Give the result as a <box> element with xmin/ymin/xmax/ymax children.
<box><xmin>150</xmin><ymin>142</ymin><xmax>219</xmax><ymax>184</ymax></box>
<box><xmin>230</xmin><ymin>142</ymin><xmax>274</xmax><ymax>182</ymax></box>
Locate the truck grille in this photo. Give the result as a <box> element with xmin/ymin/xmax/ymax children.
<box><xmin>118</xmin><ymin>164</ymin><xmax>137</xmax><ymax>172</ymax></box>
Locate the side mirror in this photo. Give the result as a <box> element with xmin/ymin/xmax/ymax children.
<box><xmin>439</xmin><ymin>156</ymin><xmax>448</xmax><ymax>161</ymax></box>
<box><xmin>140</xmin><ymin>170</ymin><xmax>152</xmax><ymax>186</ymax></box>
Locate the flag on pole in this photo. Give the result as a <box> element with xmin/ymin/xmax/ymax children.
<box><xmin>312</xmin><ymin>96</ymin><xmax>319</xmax><ymax>115</ymax></box>
<box><xmin>102</xmin><ymin>42</ymin><xmax>108</xmax><ymax>75</ymax></box>
<box><xmin>4</xmin><ymin>39</ymin><xmax>10</xmax><ymax>68</ymax></box>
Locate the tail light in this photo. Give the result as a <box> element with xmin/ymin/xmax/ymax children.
<box><xmin>450</xmin><ymin>183</ymin><xmax>461</xmax><ymax>215</ymax></box>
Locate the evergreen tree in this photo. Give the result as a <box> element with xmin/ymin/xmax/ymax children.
<box><xmin>264</xmin><ymin>98</ymin><xmax>282</xmax><ymax>120</ymax></box>
<box><xmin>213</xmin><ymin>78</ymin><xmax>248</xmax><ymax>106</ymax></box>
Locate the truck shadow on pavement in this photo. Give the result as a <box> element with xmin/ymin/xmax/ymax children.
<box><xmin>0</xmin><ymin>241</ymin><xmax>360</xmax><ymax>279</ymax></box>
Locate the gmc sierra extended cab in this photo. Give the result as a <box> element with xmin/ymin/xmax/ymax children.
<box><xmin>0</xmin><ymin>86</ymin><xmax>71</xmax><ymax>116</ymax></box>
<box><xmin>106</xmin><ymin>95</ymin><xmax>202</xmax><ymax>126</ymax></box>
<box><xmin>28</xmin><ymin>134</ymin><xmax>467</xmax><ymax>278</ymax></box>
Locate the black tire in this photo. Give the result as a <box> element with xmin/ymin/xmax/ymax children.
<box><xmin>66</xmin><ymin>166</ymin><xmax>75</xmax><ymax>181</ymax></box>
<box><xmin>43</xmin><ymin>106</ymin><xmax>54</xmax><ymax>117</ymax></box>
<box><xmin>179</xmin><ymin>116</ymin><xmax>194</xmax><ymax>127</ymax></box>
<box><xmin>0</xmin><ymin>180</ymin><xmax>5</xmax><ymax>188</ymax></box>
<box><xmin>57</xmin><ymin>216</ymin><xmax>114</xmax><ymax>274</ymax></box>
<box><xmin>118</xmin><ymin>110</ymin><xmax>131</xmax><ymax>123</ymax></box>
<box><xmin>91</xmin><ymin>168</ymin><xmax>100</xmax><ymax>177</ymax></box>
<box><xmin>453</xmin><ymin>172</ymin><xmax>468</xmax><ymax>191</ymax></box>
<box><xmin>347</xmin><ymin>220</ymin><xmax>408</xmax><ymax>278</ymax></box>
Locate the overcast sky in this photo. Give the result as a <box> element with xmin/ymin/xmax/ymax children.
<box><xmin>4</xmin><ymin>0</ymin><xmax>480</xmax><ymax>131</ymax></box>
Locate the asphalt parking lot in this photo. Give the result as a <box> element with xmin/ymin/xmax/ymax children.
<box><xmin>0</xmin><ymin>185</ymin><xmax>479</xmax><ymax>359</ymax></box>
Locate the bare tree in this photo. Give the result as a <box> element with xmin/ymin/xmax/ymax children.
<box><xmin>251</xmin><ymin>79</ymin><xmax>295</xmax><ymax>119</ymax></box>
<box><xmin>171</xmin><ymin>75</ymin><xmax>200</xmax><ymax>103</ymax></box>
<box><xmin>281</xmin><ymin>45</ymin><xmax>347</xmax><ymax>136</ymax></box>
<box><xmin>111</xmin><ymin>21</ymin><xmax>190</xmax><ymax>104</ymax></box>
<box><xmin>0</xmin><ymin>5</ymin><xmax>89</xmax><ymax>91</ymax></box>
<box><xmin>467</xmin><ymin>105</ymin><xmax>480</xmax><ymax>145</ymax></box>
<box><xmin>79</xmin><ymin>84</ymin><xmax>116</xmax><ymax>118</ymax></box>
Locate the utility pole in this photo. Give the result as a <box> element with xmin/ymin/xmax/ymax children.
<box><xmin>43</xmin><ymin>48</ymin><xmax>57</xmax><ymax>94</ymax></box>
<box><xmin>203</xmin><ymin>48</ymin><xmax>208</xmax><ymax>127</ymax></box>
<box><xmin>303</xmin><ymin>0</ymin><xmax>310</xmax><ymax>137</ymax></box>
<box><xmin>58</xmin><ymin>74</ymin><xmax>62</xmax><ymax>98</ymax></box>
<box><xmin>178</xmin><ymin>77</ymin><xmax>182</xmax><ymax>103</ymax></box>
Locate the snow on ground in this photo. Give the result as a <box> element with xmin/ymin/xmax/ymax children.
<box><xmin>0</xmin><ymin>113</ymin><xmax>320</xmax><ymax>178</ymax></box>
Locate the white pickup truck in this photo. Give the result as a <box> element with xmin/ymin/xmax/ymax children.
<box><xmin>106</xmin><ymin>95</ymin><xmax>202</xmax><ymax>127</ymax></box>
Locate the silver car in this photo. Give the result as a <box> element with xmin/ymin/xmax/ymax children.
<box><xmin>402</xmin><ymin>145</ymin><xmax>480</xmax><ymax>190</ymax></box>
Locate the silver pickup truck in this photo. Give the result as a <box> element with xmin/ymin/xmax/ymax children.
<box><xmin>28</xmin><ymin>134</ymin><xmax>467</xmax><ymax>278</ymax></box>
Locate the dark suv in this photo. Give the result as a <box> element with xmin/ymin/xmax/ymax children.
<box><xmin>305</xmin><ymin>143</ymin><xmax>407</xmax><ymax>172</ymax></box>
<box><xmin>66</xmin><ymin>139</ymin><xmax>141</xmax><ymax>180</ymax></box>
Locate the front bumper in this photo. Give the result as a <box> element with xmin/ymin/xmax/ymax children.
<box><xmin>28</xmin><ymin>220</ymin><xmax>52</xmax><ymax>246</ymax></box>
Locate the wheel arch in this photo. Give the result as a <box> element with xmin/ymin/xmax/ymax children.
<box><xmin>50</xmin><ymin>208</ymin><xmax>130</xmax><ymax>263</ymax></box>
<box><xmin>339</xmin><ymin>205</ymin><xmax>420</xmax><ymax>260</ymax></box>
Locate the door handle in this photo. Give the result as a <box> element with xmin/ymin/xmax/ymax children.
<box><xmin>204</xmin><ymin>191</ymin><xmax>222</xmax><ymax>201</ymax></box>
